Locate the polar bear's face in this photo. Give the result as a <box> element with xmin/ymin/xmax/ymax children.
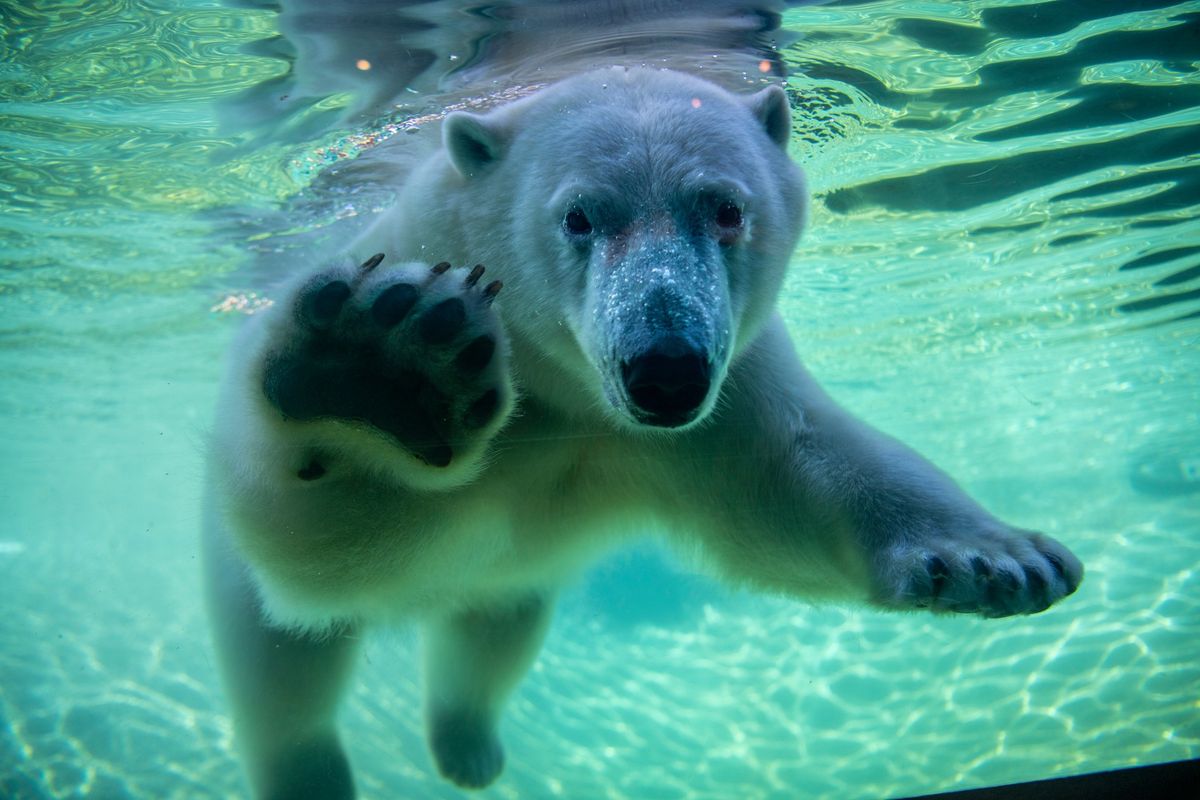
<box><xmin>443</xmin><ymin>70</ymin><xmax>806</xmax><ymax>429</ymax></box>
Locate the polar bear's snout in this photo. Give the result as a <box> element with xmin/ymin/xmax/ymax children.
<box><xmin>621</xmin><ymin>336</ymin><xmax>712</xmax><ymax>427</ymax></box>
<box><xmin>591</xmin><ymin>243</ymin><xmax>730</xmax><ymax>430</ymax></box>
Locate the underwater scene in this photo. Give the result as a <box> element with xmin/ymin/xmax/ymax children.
<box><xmin>1</xmin><ymin>0</ymin><xmax>1198</xmax><ymax>798</ymax></box>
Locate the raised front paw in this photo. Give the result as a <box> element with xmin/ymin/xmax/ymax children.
<box><xmin>262</xmin><ymin>254</ymin><xmax>511</xmax><ymax>472</ymax></box>
<box><xmin>873</xmin><ymin>525</ymin><xmax>1083</xmax><ymax>618</ymax></box>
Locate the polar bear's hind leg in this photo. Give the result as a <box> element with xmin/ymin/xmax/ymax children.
<box><xmin>423</xmin><ymin>594</ymin><xmax>554</xmax><ymax>789</ymax></box>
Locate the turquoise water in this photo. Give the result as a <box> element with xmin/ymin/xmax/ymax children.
<box><xmin>2</xmin><ymin>1</ymin><xmax>1198</xmax><ymax>798</ymax></box>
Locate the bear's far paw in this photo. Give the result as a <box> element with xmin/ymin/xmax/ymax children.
<box><xmin>875</xmin><ymin>528</ymin><xmax>1082</xmax><ymax>618</ymax></box>
<box><xmin>428</xmin><ymin>708</ymin><xmax>505</xmax><ymax>789</ymax></box>
<box><xmin>262</xmin><ymin>255</ymin><xmax>511</xmax><ymax>470</ymax></box>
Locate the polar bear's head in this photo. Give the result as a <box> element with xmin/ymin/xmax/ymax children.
<box><xmin>440</xmin><ymin>68</ymin><xmax>806</xmax><ymax>429</ymax></box>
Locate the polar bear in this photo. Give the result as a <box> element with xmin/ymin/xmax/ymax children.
<box><xmin>204</xmin><ymin>67</ymin><xmax>1082</xmax><ymax>797</ymax></box>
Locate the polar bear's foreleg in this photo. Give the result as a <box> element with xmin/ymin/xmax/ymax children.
<box><xmin>686</xmin><ymin>317</ymin><xmax>1083</xmax><ymax>618</ymax></box>
<box><xmin>206</xmin><ymin>254</ymin><xmax>519</xmax><ymax>795</ymax></box>
<box><xmin>422</xmin><ymin>594</ymin><xmax>554</xmax><ymax>789</ymax></box>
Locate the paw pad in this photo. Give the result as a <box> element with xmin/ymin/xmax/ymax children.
<box><xmin>303</xmin><ymin>280</ymin><xmax>351</xmax><ymax>328</ymax></box>
<box><xmin>455</xmin><ymin>335</ymin><xmax>496</xmax><ymax>373</ymax></box>
<box><xmin>464</xmin><ymin>389</ymin><xmax>500</xmax><ymax>430</ymax></box>
<box><xmin>420</xmin><ymin>298</ymin><xmax>468</xmax><ymax>344</ymax></box>
<box><xmin>264</xmin><ymin>255</ymin><xmax>509</xmax><ymax>473</ymax></box>
<box><xmin>372</xmin><ymin>283</ymin><xmax>419</xmax><ymax>326</ymax></box>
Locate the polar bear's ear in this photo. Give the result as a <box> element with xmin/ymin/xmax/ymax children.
<box><xmin>744</xmin><ymin>85</ymin><xmax>792</xmax><ymax>149</ymax></box>
<box><xmin>444</xmin><ymin>111</ymin><xmax>507</xmax><ymax>178</ymax></box>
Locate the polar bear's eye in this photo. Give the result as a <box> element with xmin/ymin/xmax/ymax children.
<box><xmin>715</xmin><ymin>202</ymin><xmax>743</xmax><ymax>230</ymax></box>
<box><xmin>563</xmin><ymin>207</ymin><xmax>593</xmax><ymax>237</ymax></box>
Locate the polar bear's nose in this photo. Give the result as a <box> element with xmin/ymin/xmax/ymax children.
<box><xmin>621</xmin><ymin>338</ymin><xmax>712</xmax><ymax>427</ymax></box>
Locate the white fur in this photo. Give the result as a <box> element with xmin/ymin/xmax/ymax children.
<box><xmin>205</xmin><ymin>67</ymin><xmax>1081</xmax><ymax>795</ymax></box>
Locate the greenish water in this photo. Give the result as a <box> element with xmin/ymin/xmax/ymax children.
<box><xmin>2</xmin><ymin>1</ymin><xmax>1198</xmax><ymax>798</ymax></box>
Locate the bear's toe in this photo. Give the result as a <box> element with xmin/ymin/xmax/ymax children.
<box><xmin>371</xmin><ymin>282</ymin><xmax>419</xmax><ymax>327</ymax></box>
<box><xmin>300</xmin><ymin>279</ymin><xmax>351</xmax><ymax>329</ymax></box>
<box><xmin>455</xmin><ymin>335</ymin><xmax>496</xmax><ymax>373</ymax></box>
<box><xmin>419</xmin><ymin>297</ymin><xmax>468</xmax><ymax>344</ymax></box>
<box><xmin>880</xmin><ymin>530</ymin><xmax>1082</xmax><ymax>618</ymax></box>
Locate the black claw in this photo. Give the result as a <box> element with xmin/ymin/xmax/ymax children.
<box><xmin>925</xmin><ymin>555</ymin><xmax>950</xmax><ymax>601</ymax></box>
<box><xmin>303</xmin><ymin>280</ymin><xmax>351</xmax><ymax>328</ymax></box>
<box><xmin>1024</xmin><ymin>566</ymin><xmax>1049</xmax><ymax>612</ymax></box>
<box><xmin>464</xmin><ymin>389</ymin><xmax>500</xmax><ymax>430</ymax></box>
<box><xmin>420</xmin><ymin>298</ymin><xmax>467</xmax><ymax>344</ymax></box>
<box><xmin>1025</xmin><ymin>565</ymin><xmax>1048</xmax><ymax>591</ymax></box>
<box><xmin>996</xmin><ymin>568</ymin><xmax>1021</xmax><ymax>592</ymax></box>
<box><xmin>431</xmin><ymin>261</ymin><xmax>452</xmax><ymax>275</ymax></box>
<box><xmin>373</xmin><ymin>283</ymin><xmax>420</xmax><ymax>327</ymax></box>
<box><xmin>970</xmin><ymin>556</ymin><xmax>993</xmax><ymax>581</ymax></box>
<box><xmin>455</xmin><ymin>335</ymin><xmax>496</xmax><ymax>373</ymax></box>
<box><xmin>482</xmin><ymin>280</ymin><xmax>503</xmax><ymax>304</ymax></box>
<box><xmin>464</xmin><ymin>264</ymin><xmax>485</xmax><ymax>288</ymax></box>
<box><xmin>360</xmin><ymin>252</ymin><xmax>385</xmax><ymax>272</ymax></box>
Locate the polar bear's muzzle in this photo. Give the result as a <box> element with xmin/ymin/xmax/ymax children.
<box><xmin>587</xmin><ymin>229</ymin><xmax>731</xmax><ymax>430</ymax></box>
<box><xmin>620</xmin><ymin>336</ymin><xmax>712</xmax><ymax>428</ymax></box>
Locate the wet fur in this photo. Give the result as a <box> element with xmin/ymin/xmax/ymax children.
<box><xmin>206</xmin><ymin>68</ymin><xmax>1082</xmax><ymax>796</ymax></box>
